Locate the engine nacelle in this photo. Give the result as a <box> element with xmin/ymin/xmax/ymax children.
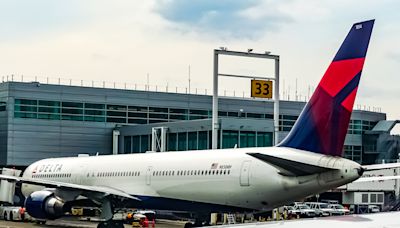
<box><xmin>25</xmin><ymin>190</ymin><xmax>66</xmax><ymax>219</ymax></box>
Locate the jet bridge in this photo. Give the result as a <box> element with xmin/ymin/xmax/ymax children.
<box><xmin>0</xmin><ymin>168</ymin><xmax>22</xmax><ymax>204</ymax></box>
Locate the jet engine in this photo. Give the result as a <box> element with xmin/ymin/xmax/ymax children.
<box><xmin>25</xmin><ymin>190</ymin><xmax>66</xmax><ymax>219</ymax></box>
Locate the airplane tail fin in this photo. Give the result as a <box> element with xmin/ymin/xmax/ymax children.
<box><xmin>278</xmin><ymin>20</ymin><xmax>375</xmax><ymax>157</ymax></box>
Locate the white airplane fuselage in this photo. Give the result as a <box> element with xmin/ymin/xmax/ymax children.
<box><xmin>21</xmin><ymin>147</ymin><xmax>361</xmax><ymax>212</ymax></box>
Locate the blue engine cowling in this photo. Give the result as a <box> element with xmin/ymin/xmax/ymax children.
<box><xmin>25</xmin><ymin>190</ymin><xmax>66</xmax><ymax>219</ymax></box>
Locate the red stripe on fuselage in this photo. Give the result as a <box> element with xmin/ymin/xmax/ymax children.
<box><xmin>319</xmin><ymin>58</ymin><xmax>365</xmax><ymax>97</ymax></box>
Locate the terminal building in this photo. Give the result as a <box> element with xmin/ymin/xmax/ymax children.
<box><xmin>0</xmin><ymin>81</ymin><xmax>399</xmax><ymax>170</ymax></box>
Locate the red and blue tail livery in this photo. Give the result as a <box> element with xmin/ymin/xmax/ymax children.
<box><xmin>278</xmin><ymin>20</ymin><xmax>374</xmax><ymax>157</ymax></box>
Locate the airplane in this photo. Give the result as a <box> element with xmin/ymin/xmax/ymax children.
<box><xmin>0</xmin><ymin>19</ymin><xmax>396</xmax><ymax>228</ymax></box>
<box><xmin>208</xmin><ymin>211</ymin><xmax>400</xmax><ymax>228</ymax></box>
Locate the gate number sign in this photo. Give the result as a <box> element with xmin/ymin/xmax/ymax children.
<box><xmin>251</xmin><ymin>80</ymin><xmax>273</xmax><ymax>98</ymax></box>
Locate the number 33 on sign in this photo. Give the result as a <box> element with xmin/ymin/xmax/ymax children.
<box><xmin>251</xmin><ymin>80</ymin><xmax>273</xmax><ymax>98</ymax></box>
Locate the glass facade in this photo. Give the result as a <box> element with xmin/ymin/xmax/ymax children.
<box><xmin>0</xmin><ymin>101</ymin><xmax>6</xmax><ymax>111</ymax></box>
<box><xmin>343</xmin><ymin>145</ymin><xmax>362</xmax><ymax>163</ymax></box>
<box><xmin>279</xmin><ymin>115</ymin><xmax>298</xmax><ymax>131</ymax></box>
<box><xmin>347</xmin><ymin>120</ymin><xmax>378</xmax><ymax>135</ymax></box>
<box><xmin>14</xmin><ymin>98</ymin><xmax>275</xmax><ymax>124</ymax></box>
<box><xmin>124</xmin><ymin>130</ymin><xmax>273</xmax><ymax>153</ymax></box>
<box><xmin>14</xmin><ymin>98</ymin><xmax>380</xmax><ymax>164</ymax></box>
<box><xmin>124</xmin><ymin>135</ymin><xmax>150</xmax><ymax>153</ymax></box>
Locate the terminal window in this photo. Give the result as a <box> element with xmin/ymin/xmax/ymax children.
<box><xmin>14</xmin><ymin>98</ymin><xmax>280</xmax><ymax>126</ymax></box>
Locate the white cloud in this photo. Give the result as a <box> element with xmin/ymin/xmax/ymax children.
<box><xmin>154</xmin><ymin>0</ymin><xmax>292</xmax><ymax>39</ymax></box>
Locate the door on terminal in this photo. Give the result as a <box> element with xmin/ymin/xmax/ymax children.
<box><xmin>240</xmin><ymin>161</ymin><xmax>251</xmax><ymax>186</ymax></box>
<box><xmin>146</xmin><ymin>166</ymin><xmax>153</xmax><ymax>185</ymax></box>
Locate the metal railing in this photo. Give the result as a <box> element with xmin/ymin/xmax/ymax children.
<box><xmin>0</xmin><ymin>74</ymin><xmax>382</xmax><ymax>112</ymax></box>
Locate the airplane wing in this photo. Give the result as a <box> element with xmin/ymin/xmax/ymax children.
<box><xmin>0</xmin><ymin>174</ymin><xmax>139</xmax><ymax>200</ymax></box>
<box><xmin>362</xmin><ymin>162</ymin><xmax>400</xmax><ymax>171</ymax></box>
<box><xmin>354</xmin><ymin>175</ymin><xmax>400</xmax><ymax>183</ymax></box>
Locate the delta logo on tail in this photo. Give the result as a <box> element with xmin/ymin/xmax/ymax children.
<box><xmin>279</xmin><ymin>20</ymin><xmax>374</xmax><ymax>156</ymax></box>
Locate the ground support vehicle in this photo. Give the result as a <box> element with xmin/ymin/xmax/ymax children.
<box><xmin>328</xmin><ymin>204</ymin><xmax>350</xmax><ymax>215</ymax></box>
<box><xmin>0</xmin><ymin>205</ymin><xmax>32</xmax><ymax>221</ymax></box>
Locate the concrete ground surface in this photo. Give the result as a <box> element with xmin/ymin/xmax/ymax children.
<box><xmin>0</xmin><ymin>219</ymin><xmax>186</xmax><ymax>228</ymax></box>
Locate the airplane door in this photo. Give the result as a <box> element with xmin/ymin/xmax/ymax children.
<box><xmin>146</xmin><ymin>166</ymin><xmax>152</xmax><ymax>185</ymax></box>
<box><xmin>240</xmin><ymin>161</ymin><xmax>251</xmax><ymax>186</ymax></box>
<box><xmin>75</xmin><ymin>163</ymin><xmax>88</xmax><ymax>185</ymax></box>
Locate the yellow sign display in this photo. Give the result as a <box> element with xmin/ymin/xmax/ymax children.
<box><xmin>251</xmin><ymin>80</ymin><xmax>273</xmax><ymax>98</ymax></box>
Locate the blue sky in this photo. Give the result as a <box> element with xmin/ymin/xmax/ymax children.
<box><xmin>1</xmin><ymin>0</ymin><xmax>400</xmax><ymax>128</ymax></box>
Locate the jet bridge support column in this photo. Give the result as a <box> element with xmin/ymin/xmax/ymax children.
<box><xmin>112</xmin><ymin>129</ymin><xmax>120</xmax><ymax>155</ymax></box>
<box><xmin>151</xmin><ymin>127</ymin><xmax>168</xmax><ymax>152</ymax></box>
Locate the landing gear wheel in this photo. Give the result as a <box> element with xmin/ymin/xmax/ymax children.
<box><xmin>97</xmin><ymin>220</ymin><xmax>124</xmax><ymax>228</ymax></box>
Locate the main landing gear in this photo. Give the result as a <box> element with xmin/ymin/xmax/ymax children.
<box><xmin>96</xmin><ymin>197</ymin><xmax>124</xmax><ymax>228</ymax></box>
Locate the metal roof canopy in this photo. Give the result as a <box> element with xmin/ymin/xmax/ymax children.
<box><xmin>368</xmin><ymin>120</ymin><xmax>400</xmax><ymax>133</ymax></box>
